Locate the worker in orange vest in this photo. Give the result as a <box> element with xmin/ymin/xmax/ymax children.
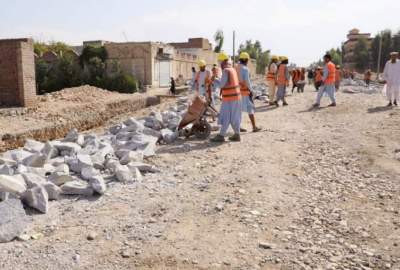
<box><xmin>236</xmin><ymin>52</ymin><xmax>261</xmax><ymax>133</ymax></box>
<box><xmin>291</xmin><ymin>68</ymin><xmax>300</xmax><ymax>93</ymax></box>
<box><xmin>210</xmin><ymin>52</ymin><xmax>242</xmax><ymax>142</ymax></box>
<box><xmin>314</xmin><ymin>67</ymin><xmax>323</xmax><ymax>91</ymax></box>
<box><xmin>194</xmin><ymin>60</ymin><xmax>211</xmax><ymax>99</ymax></box>
<box><xmin>275</xmin><ymin>56</ymin><xmax>290</xmax><ymax>106</ymax></box>
<box><xmin>297</xmin><ymin>68</ymin><xmax>306</xmax><ymax>93</ymax></box>
<box><xmin>335</xmin><ymin>65</ymin><xmax>342</xmax><ymax>91</ymax></box>
<box><xmin>266</xmin><ymin>55</ymin><xmax>279</xmax><ymax>105</ymax></box>
<box><xmin>313</xmin><ymin>54</ymin><xmax>336</xmax><ymax>108</ymax></box>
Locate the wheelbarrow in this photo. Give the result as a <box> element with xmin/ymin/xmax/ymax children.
<box><xmin>178</xmin><ymin>96</ymin><xmax>218</xmax><ymax>139</ymax></box>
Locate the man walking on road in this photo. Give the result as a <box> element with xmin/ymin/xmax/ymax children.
<box><xmin>313</xmin><ymin>54</ymin><xmax>337</xmax><ymax>108</ymax></box>
<box><xmin>210</xmin><ymin>52</ymin><xmax>242</xmax><ymax>143</ymax></box>
<box><xmin>266</xmin><ymin>55</ymin><xmax>279</xmax><ymax>105</ymax></box>
<box><xmin>275</xmin><ymin>56</ymin><xmax>290</xmax><ymax>106</ymax></box>
<box><xmin>236</xmin><ymin>52</ymin><xmax>261</xmax><ymax>133</ymax></box>
<box><xmin>383</xmin><ymin>52</ymin><xmax>400</xmax><ymax>106</ymax></box>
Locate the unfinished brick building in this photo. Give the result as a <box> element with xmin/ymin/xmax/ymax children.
<box><xmin>0</xmin><ymin>38</ymin><xmax>36</xmax><ymax>107</ymax></box>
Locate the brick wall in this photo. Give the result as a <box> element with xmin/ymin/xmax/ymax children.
<box><xmin>0</xmin><ymin>38</ymin><xmax>36</xmax><ymax>107</ymax></box>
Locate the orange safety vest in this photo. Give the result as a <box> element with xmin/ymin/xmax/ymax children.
<box><xmin>277</xmin><ymin>64</ymin><xmax>288</xmax><ymax>86</ymax></box>
<box><xmin>235</xmin><ymin>64</ymin><xmax>251</xmax><ymax>97</ymax></box>
<box><xmin>266</xmin><ymin>63</ymin><xmax>277</xmax><ymax>82</ymax></box>
<box><xmin>335</xmin><ymin>69</ymin><xmax>341</xmax><ymax>82</ymax></box>
<box><xmin>315</xmin><ymin>70</ymin><xmax>323</xmax><ymax>82</ymax></box>
<box><xmin>324</xmin><ymin>62</ymin><xmax>336</xmax><ymax>85</ymax></box>
<box><xmin>292</xmin><ymin>70</ymin><xmax>298</xmax><ymax>82</ymax></box>
<box><xmin>221</xmin><ymin>67</ymin><xmax>241</xmax><ymax>102</ymax></box>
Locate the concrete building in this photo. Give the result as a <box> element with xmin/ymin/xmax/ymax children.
<box><xmin>105</xmin><ymin>38</ymin><xmax>220</xmax><ymax>88</ymax></box>
<box><xmin>343</xmin><ymin>28</ymin><xmax>373</xmax><ymax>69</ymax></box>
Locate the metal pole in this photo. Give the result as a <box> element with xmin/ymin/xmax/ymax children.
<box><xmin>376</xmin><ymin>33</ymin><xmax>383</xmax><ymax>80</ymax></box>
<box><xmin>232</xmin><ymin>31</ymin><xmax>236</xmax><ymax>64</ymax></box>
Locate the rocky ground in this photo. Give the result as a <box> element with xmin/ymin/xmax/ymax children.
<box><xmin>1</xmin><ymin>84</ymin><xmax>399</xmax><ymax>270</ymax></box>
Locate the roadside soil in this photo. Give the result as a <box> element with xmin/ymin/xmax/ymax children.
<box><xmin>1</xmin><ymin>84</ymin><xmax>399</xmax><ymax>270</ymax></box>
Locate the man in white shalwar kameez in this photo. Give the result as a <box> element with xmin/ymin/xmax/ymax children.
<box><xmin>383</xmin><ymin>52</ymin><xmax>400</xmax><ymax>106</ymax></box>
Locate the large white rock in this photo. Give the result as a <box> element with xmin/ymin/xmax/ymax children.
<box><xmin>119</xmin><ymin>151</ymin><xmax>144</xmax><ymax>165</ymax></box>
<box><xmin>104</xmin><ymin>158</ymin><xmax>120</xmax><ymax>173</ymax></box>
<box><xmin>25</xmin><ymin>164</ymin><xmax>55</xmax><ymax>178</ymax></box>
<box><xmin>160</xmin><ymin>128</ymin><xmax>178</xmax><ymax>144</ymax></box>
<box><xmin>64</xmin><ymin>128</ymin><xmax>80</xmax><ymax>142</ymax></box>
<box><xmin>22</xmin><ymin>186</ymin><xmax>49</xmax><ymax>214</ymax></box>
<box><xmin>48</xmin><ymin>157</ymin><xmax>66</xmax><ymax>166</ymax></box>
<box><xmin>48</xmin><ymin>172</ymin><xmax>75</xmax><ymax>186</ymax></box>
<box><xmin>0</xmin><ymin>165</ymin><xmax>14</xmax><ymax>175</ymax></box>
<box><xmin>127</xmin><ymin>162</ymin><xmax>160</xmax><ymax>173</ymax></box>
<box><xmin>123</xmin><ymin>117</ymin><xmax>145</xmax><ymax>132</ymax></box>
<box><xmin>115</xmin><ymin>165</ymin><xmax>134</xmax><ymax>183</ymax></box>
<box><xmin>43</xmin><ymin>182</ymin><xmax>61</xmax><ymax>201</ymax></box>
<box><xmin>52</xmin><ymin>141</ymin><xmax>81</xmax><ymax>156</ymax></box>
<box><xmin>66</xmin><ymin>154</ymin><xmax>93</xmax><ymax>174</ymax></box>
<box><xmin>89</xmin><ymin>175</ymin><xmax>107</xmax><ymax>195</ymax></box>
<box><xmin>109</xmin><ymin>123</ymin><xmax>126</xmax><ymax>135</ymax></box>
<box><xmin>3</xmin><ymin>149</ymin><xmax>32</xmax><ymax>163</ymax></box>
<box><xmin>24</xmin><ymin>139</ymin><xmax>45</xmax><ymax>153</ymax></box>
<box><xmin>21</xmin><ymin>173</ymin><xmax>46</xmax><ymax>188</ymax></box>
<box><xmin>0</xmin><ymin>175</ymin><xmax>27</xmax><ymax>195</ymax></box>
<box><xmin>41</xmin><ymin>142</ymin><xmax>59</xmax><ymax>160</ymax></box>
<box><xmin>0</xmin><ymin>157</ymin><xmax>17</xmax><ymax>167</ymax></box>
<box><xmin>61</xmin><ymin>181</ymin><xmax>94</xmax><ymax>196</ymax></box>
<box><xmin>0</xmin><ymin>198</ymin><xmax>31</xmax><ymax>243</ymax></box>
<box><xmin>54</xmin><ymin>163</ymin><xmax>69</xmax><ymax>174</ymax></box>
<box><xmin>22</xmin><ymin>153</ymin><xmax>47</xmax><ymax>168</ymax></box>
<box><xmin>81</xmin><ymin>167</ymin><xmax>100</xmax><ymax>181</ymax></box>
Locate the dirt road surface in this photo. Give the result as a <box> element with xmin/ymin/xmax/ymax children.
<box><xmin>1</xmin><ymin>85</ymin><xmax>399</xmax><ymax>270</ymax></box>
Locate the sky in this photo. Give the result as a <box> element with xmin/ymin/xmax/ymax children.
<box><xmin>1</xmin><ymin>0</ymin><xmax>399</xmax><ymax>66</ymax></box>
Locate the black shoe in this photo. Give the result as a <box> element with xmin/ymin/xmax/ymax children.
<box><xmin>253</xmin><ymin>127</ymin><xmax>262</xmax><ymax>133</ymax></box>
<box><xmin>240</xmin><ymin>128</ymin><xmax>247</xmax><ymax>132</ymax></box>
<box><xmin>328</xmin><ymin>103</ymin><xmax>336</xmax><ymax>107</ymax></box>
<box><xmin>228</xmin><ymin>134</ymin><xmax>241</xmax><ymax>142</ymax></box>
<box><xmin>394</xmin><ymin>100</ymin><xmax>398</xmax><ymax>106</ymax></box>
<box><xmin>210</xmin><ymin>135</ymin><xmax>225</xmax><ymax>142</ymax></box>
<box><xmin>283</xmin><ymin>101</ymin><xmax>288</xmax><ymax>106</ymax></box>
<box><xmin>387</xmin><ymin>102</ymin><xmax>393</xmax><ymax>107</ymax></box>
<box><xmin>312</xmin><ymin>103</ymin><xmax>320</xmax><ymax>108</ymax></box>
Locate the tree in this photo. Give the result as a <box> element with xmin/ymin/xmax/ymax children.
<box><xmin>353</xmin><ymin>37</ymin><xmax>370</xmax><ymax>71</ymax></box>
<box><xmin>325</xmin><ymin>48</ymin><xmax>342</xmax><ymax>66</ymax></box>
<box><xmin>238</xmin><ymin>40</ymin><xmax>270</xmax><ymax>74</ymax></box>
<box><xmin>371</xmin><ymin>30</ymin><xmax>393</xmax><ymax>72</ymax></box>
<box><xmin>214</xmin><ymin>29</ymin><xmax>224</xmax><ymax>53</ymax></box>
<box><xmin>392</xmin><ymin>30</ymin><xmax>400</xmax><ymax>54</ymax></box>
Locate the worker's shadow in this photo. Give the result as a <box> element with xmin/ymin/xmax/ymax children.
<box><xmin>367</xmin><ymin>106</ymin><xmax>393</xmax><ymax>113</ymax></box>
<box><xmin>157</xmin><ymin>138</ymin><xmax>220</xmax><ymax>154</ymax></box>
<box><xmin>255</xmin><ymin>105</ymin><xmax>279</xmax><ymax>113</ymax></box>
<box><xmin>298</xmin><ymin>106</ymin><xmax>328</xmax><ymax>113</ymax></box>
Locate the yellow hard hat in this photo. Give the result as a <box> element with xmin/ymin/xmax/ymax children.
<box><xmin>271</xmin><ymin>55</ymin><xmax>279</xmax><ymax>60</ymax></box>
<box><xmin>218</xmin><ymin>52</ymin><xmax>229</xmax><ymax>62</ymax></box>
<box><xmin>198</xmin><ymin>60</ymin><xmax>206</xmax><ymax>67</ymax></box>
<box><xmin>239</xmin><ymin>52</ymin><xmax>250</xmax><ymax>60</ymax></box>
<box><xmin>280</xmin><ymin>56</ymin><xmax>288</xmax><ymax>61</ymax></box>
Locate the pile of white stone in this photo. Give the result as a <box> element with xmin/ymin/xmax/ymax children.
<box><xmin>0</xmin><ymin>97</ymin><xmax>189</xmax><ymax>216</ymax></box>
<box><xmin>341</xmin><ymin>79</ymin><xmax>383</xmax><ymax>94</ymax></box>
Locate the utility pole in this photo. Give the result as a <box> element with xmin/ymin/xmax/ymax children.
<box><xmin>232</xmin><ymin>31</ymin><xmax>236</xmax><ymax>64</ymax></box>
<box><xmin>376</xmin><ymin>33</ymin><xmax>383</xmax><ymax>80</ymax></box>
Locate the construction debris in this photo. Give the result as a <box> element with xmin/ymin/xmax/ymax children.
<box><xmin>0</xmin><ymin>97</ymin><xmax>190</xmax><ymax>242</ymax></box>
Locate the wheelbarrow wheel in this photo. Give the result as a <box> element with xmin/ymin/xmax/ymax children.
<box><xmin>193</xmin><ymin>120</ymin><xmax>211</xmax><ymax>140</ymax></box>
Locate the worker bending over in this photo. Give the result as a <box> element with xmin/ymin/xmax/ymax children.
<box><xmin>313</xmin><ymin>54</ymin><xmax>336</xmax><ymax>108</ymax></box>
<box><xmin>210</xmin><ymin>52</ymin><xmax>242</xmax><ymax>142</ymax></box>
<box><xmin>335</xmin><ymin>65</ymin><xmax>342</xmax><ymax>91</ymax></box>
<box><xmin>275</xmin><ymin>56</ymin><xmax>290</xmax><ymax>106</ymax></box>
<box><xmin>236</xmin><ymin>52</ymin><xmax>261</xmax><ymax>132</ymax></box>
<box><xmin>266</xmin><ymin>55</ymin><xmax>279</xmax><ymax>105</ymax></box>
